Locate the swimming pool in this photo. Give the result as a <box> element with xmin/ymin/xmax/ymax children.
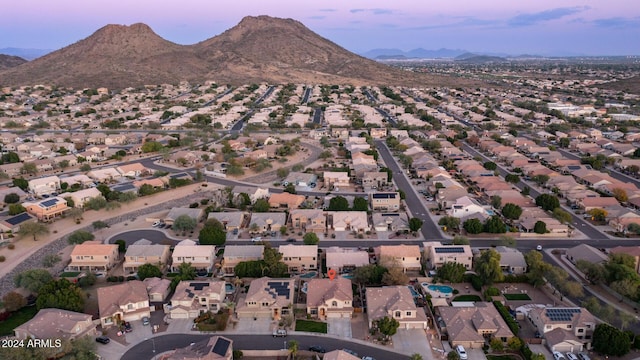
<box><xmin>422</xmin><ymin>282</ymin><xmax>454</xmax><ymax>298</ymax></box>
<box><xmin>486</xmin><ymin>209</ymin><xmax>496</xmax><ymax>216</ymax></box>
<box><xmin>300</xmin><ymin>271</ymin><xmax>318</xmax><ymax>279</ymax></box>
<box><xmin>341</xmin><ymin>274</ymin><xmax>354</xmax><ymax>279</ymax></box>
<box><xmin>407</xmin><ymin>285</ymin><xmax>420</xmax><ymax>298</ymax></box>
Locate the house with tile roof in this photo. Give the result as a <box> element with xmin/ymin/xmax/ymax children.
<box><xmin>278</xmin><ymin>244</ymin><xmax>318</xmax><ymax>273</ymax></box>
<box><xmin>123</xmin><ymin>244</ymin><xmax>171</xmax><ymax>273</ymax></box>
<box><xmin>24</xmin><ymin>196</ymin><xmax>70</xmax><ymax>221</ymax></box>
<box><xmin>325</xmin><ymin>247</ymin><xmax>370</xmax><ymax>274</ymax></box>
<box><xmin>306</xmin><ymin>277</ymin><xmax>353</xmax><ymax>320</ymax></box>
<box><xmin>171</xmin><ymin>241</ymin><xmax>216</xmax><ymax>273</ymax></box>
<box><xmin>14</xmin><ymin>308</ymin><xmax>96</xmax><ymax>340</ymax></box>
<box><xmin>235</xmin><ymin>277</ymin><xmax>295</xmax><ymax>320</ymax></box>
<box><xmin>438</xmin><ymin>302</ymin><xmax>515</xmax><ymax>349</ymax></box>
<box><xmin>366</xmin><ymin>286</ymin><xmax>428</xmax><ymax>329</ymax></box>
<box><xmin>168</xmin><ymin>280</ymin><xmax>226</xmax><ymax>319</ymax></box>
<box><xmin>143</xmin><ymin>277</ymin><xmax>172</xmax><ymax>302</ymax></box>
<box><xmin>376</xmin><ymin>245</ymin><xmax>422</xmax><ymax>273</ymax></box>
<box><xmin>161</xmin><ymin>335</ymin><xmax>233</xmax><ymax>360</ymax></box>
<box><xmin>423</xmin><ymin>242</ymin><xmax>473</xmax><ymax>270</ymax></box>
<box><xmin>97</xmin><ymin>280</ymin><xmax>151</xmax><ymax>327</ymax></box>
<box><xmin>528</xmin><ymin>307</ymin><xmax>597</xmax><ymax>352</ymax></box>
<box><xmin>67</xmin><ymin>241</ymin><xmax>119</xmax><ymax>272</ymax></box>
<box><xmin>222</xmin><ymin>245</ymin><xmax>264</xmax><ymax>275</ymax></box>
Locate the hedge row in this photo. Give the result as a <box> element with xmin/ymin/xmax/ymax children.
<box><xmin>493</xmin><ymin>300</ymin><xmax>519</xmax><ymax>336</ymax></box>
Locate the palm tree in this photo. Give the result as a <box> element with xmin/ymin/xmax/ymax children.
<box><xmin>287</xmin><ymin>340</ymin><xmax>298</xmax><ymax>360</ymax></box>
<box><xmin>19</xmin><ymin>222</ymin><xmax>50</xmax><ymax>241</ymax></box>
<box><xmin>410</xmin><ymin>354</ymin><xmax>424</xmax><ymax>360</ymax></box>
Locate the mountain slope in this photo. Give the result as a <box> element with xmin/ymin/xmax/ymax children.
<box><xmin>0</xmin><ymin>55</ymin><xmax>27</xmax><ymax>70</ymax></box>
<box><xmin>0</xmin><ymin>16</ymin><xmax>460</xmax><ymax>88</ymax></box>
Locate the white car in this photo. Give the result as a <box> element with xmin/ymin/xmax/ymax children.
<box><xmin>152</xmin><ymin>221</ymin><xmax>161</xmax><ymax>227</ymax></box>
<box><xmin>565</xmin><ymin>353</ymin><xmax>579</xmax><ymax>360</ymax></box>
<box><xmin>553</xmin><ymin>351</ymin><xmax>567</xmax><ymax>360</ymax></box>
<box><xmin>251</xmin><ymin>237</ymin><xmax>262</xmax><ymax>242</ymax></box>
<box><xmin>536</xmin><ymin>245</ymin><xmax>543</xmax><ymax>251</ymax></box>
<box><xmin>456</xmin><ymin>345</ymin><xmax>468</xmax><ymax>360</ymax></box>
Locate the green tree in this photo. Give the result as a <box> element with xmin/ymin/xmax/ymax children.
<box><xmin>141</xmin><ymin>141</ymin><xmax>163</xmax><ymax>153</ymax></box>
<box><xmin>484</xmin><ymin>216</ymin><xmax>507</xmax><ymax>234</ymax></box>
<box><xmin>409</xmin><ymin>217</ymin><xmax>424</xmax><ymax>232</ymax></box>
<box><xmin>352</xmin><ymin>197</ymin><xmax>369</xmax><ymax>211</ymax></box>
<box><xmin>42</xmin><ymin>254</ymin><xmax>61</xmax><ymax>268</ymax></box>
<box><xmin>375</xmin><ymin>316</ymin><xmax>400</xmax><ymax>339</ymax></box>
<box><xmin>138</xmin><ymin>183</ymin><xmax>157</xmax><ymax>196</ymax></box>
<box><xmin>20</xmin><ymin>162</ymin><xmax>38</xmax><ymax>175</ymax></box>
<box><xmin>199</xmin><ymin>219</ymin><xmax>227</xmax><ymax>246</ymax></box>
<box><xmin>452</xmin><ymin>235</ymin><xmax>470</xmax><ymax>245</ymax></box>
<box><xmin>552</xmin><ymin>208</ymin><xmax>573</xmax><ymax>224</ymax></box>
<box><xmin>491</xmin><ymin>195</ymin><xmax>502</xmax><ymax>209</ymax></box>
<box><xmin>303</xmin><ymin>232</ymin><xmax>319</xmax><ymax>245</ymax></box>
<box><xmin>587</xmin><ymin>208</ymin><xmax>608</xmax><ymax>221</ymax></box>
<box><xmin>525</xmin><ymin>251</ymin><xmax>550</xmax><ymax>288</ymax></box>
<box><xmin>277</xmin><ymin>167</ymin><xmax>290</xmax><ymax>179</ymax></box>
<box><xmin>3</xmin><ymin>192</ymin><xmax>20</xmax><ymax>204</ymax></box>
<box><xmin>115</xmin><ymin>239</ymin><xmax>126</xmax><ymax>252</ymax></box>
<box><xmin>532</xmin><ymin>174</ymin><xmax>550</xmax><ymax>186</ymax></box>
<box><xmin>253</xmin><ymin>198</ymin><xmax>270</xmax><ymax>212</ymax></box>
<box><xmin>12</xmin><ymin>178</ymin><xmax>28</xmax><ymax>191</ymax></box>
<box><xmin>80</xmin><ymin>163</ymin><xmax>91</xmax><ymax>172</ymax></box>
<box><xmin>438</xmin><ymin>216</ymin><xmax>460</xmax><ymax>231</ymax></box>
<box><xmin>593</xmin><ymin>323</ymin><xmax>631</xmax><ymax>356</ymax></box>
<box><xmin>8</xmin><ymin>203</ymin><xmax>26</xmax><ymax>215</ymax></box>
<box><xmin>576</xmin><ymin>260</ymin><xmax>607</xmax><ymax>285</ymax></box>
<box><xmin>173</xmin><ymin>215</ymin><xmax>197</xmax><ymax>233</ymax></box>
<box><xmin>18</xmin><ymin>221</ymin><xmax>50</xmax><ymax>241</ymax></box>
<box><xmin>483</xmin><ymin>161</ymin><xmax>497</xmax><ymax>170</ymax></box>
<box><xmin>410</xmin><ymin>354</ymin><xmax>424</xmax><ymax>360</ymax></box>
<box><xmin>263</xmin><ymin>244</ymin><xmax>288</xmax><ymax>277</ymax></box>
<box><xmin>67</xmin><ymin>230</ymin><xmax>95</xmax><ymax>244</ymax></box>
<box><xmin>284</xmin><ymin>183</ymin><xmax>297</xmax><ymax>194</ymax></box>
<box><xmin>35</xmin><ymin>279</ymin><xmax>84</xmax><ymax>312</ymax></box>
<box><xmin>463</xmin><ymin>218</ymin><xmax>483</xmax><ymax>234</ymax></box>
<box><xmin>475</xmin><ymin>249</ymin><xmax>503</xmax><ymax>284</ymax></box>
<box><xmin>328</xmin><ymin>196</ymin><xmax>350</xmax><ymax>211</ymax></box>
<box><xmin>288</xmin><ymin>340</ymin><xmax>299</xmax><ymax>360</ymax></box>
<box><xmin>490</xmin><ymin>337</ymin><xmax>504</xmax><ymax>351</ymax></box>
<box><xmin>447</xmin><ymin>351</ymin><xmax>460</xmax><ymax>360</ymax></box>
<box><xmin>2</xmin><ymin>291</ymin><xmax>26</xmax><ymax>312</ymax></box>
<box><xmin>628</xmin><ymin>223</ymin><xmax>640</xmax><ymax>235</ymax></box>
<box><xmin>501</xmin><ymin>203</ymin><xmax>522</xmax><ymax>220</ymax></box>
<box><xmin>505</xmin><ymin>173</ymin><xmax>520</xmax><ymax>184</ymax></box>
<box><xmin>137</xmin><ymin>263</ymin><xmax>163</xmax><ymax>280</ymax></box>
<box><xmin>506</xmin><ymin>337</ymin><xmax>523</xmax><ymax>351</ymax></box>
<box><xmin>535</xmin><ymin>194</ymin><xmax>560</xmax><ymax>211</ymax></box>
<box><xmin>436</xmin><ymin>262</ymin><xmax>466</xmax><ymax>283</ymax></box>
<box><xmin>533</xmin><ymin>221</ymin><xmax>547</xmax><ymax>234</ymax></box>
<box><xmin>85</xmin><ymin>196</ymin><xmax>107</xmax><ymax>210</ymax></box>
<box><xmin>170</xmin><ymin>262</ymin><xmax>197</xmax><ymax>290</ymax></box>
<box><xmin>14</xmin><ymin>268</ymin><xmax>53</xmax><ymax>293</ymax></box>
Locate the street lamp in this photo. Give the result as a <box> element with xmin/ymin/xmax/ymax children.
<box><xmin>152</xmin><ymin>337</ymin><xmax>156</xmax><ymax>353</ymax></box>
<box><xmin>284</xmin><ymin>341</ymin><xmax>287</xmax><ymax>351</ymax></box>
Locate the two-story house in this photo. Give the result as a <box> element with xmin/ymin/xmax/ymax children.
<box><xmin>376</xmin><ymin>245</ymin><xmax>422</xmax><ymax>273</ymax></box>
<box><xmin>97</xmin><ymin>280</ymin><xmax>151</xmax><ymax>327</ymax></box>
<box><xmin>14</xmin><ymin>308</ymin><xmax>97</xmax><ymax>340</ymax></box>
<box><xmin>362</xmin><ymin>171</ymin><xmax>388</xmax><ymax>189</ymax></box>
<box><xmin>235</xmin><ymin>277</ymin><xmax>295</xmax><ymax>320</ymax></box>
<box><xmin>207</xmin><ymin>212</ymin><xmax>246</xmax><ymax>232</ymax></box>
<box><xmin>423</xmin><ymin>242</ymin><xmax>473</xmax><ymax>270</ymax></box>
<box><xmin>24</xmin><ymin>196</ymin><xmax>70</xmax><ymax>221</ymax></box>
<box><xmin>123</xmin><ymin>244</ymin><xmax>171</xmax><ymax>274</ymax></box>
<box><xmin>366</xmin><ymin>286</ymin><xmax>428</xmax><ymax>329</ymax></box>
<box><xmin>171</xmin><ymin>240</ymin><xmax>216</xmax><ymax>273</ymax></box>
<box><xmin>222</xmin><ymin>245</ymin><xmax>264</xmax><ymax>275</ymax></box>
<box><xmin>438</xmin><ymin>302</ymin><xmax>515</xmax><ymax>349</ymax></box>
<box><xmin>370</xmin><ymin>192</ymin><xmax>400</xmax><ymax>211</ymax></box>
<box><xmin>27</xmin><ymin>175</ymin><xmax>61</xmax><ymax>196</ymax></box>
<box><xmin>143</xmin><ymin>277</ymin><xmax>172</xmax><ymax>302</ymax></box>
<box><xmin>306</xmin><ymin>278</ymin><xmax>353</xmax><ymax>320</ymax></box>
<box><xmin>528</xmin><ymin>307</ymin><xmax>597</xmax><ymax>353</ymax></box>
<box><xmin>168</xmin><ymin>280</ymin><xmax>227</xmax><ymax>319</ymax></box>
<box><xmin>323</xmin><ymin>171</ymin><xmax>350</xmax><ymax>189</ymax></box>
<box><xmin>67</xmin><ymin>187</ymin><xmax>102</xmax><ymax>208</ymax></box>
<box><xmin>164</xmin><ymin>336</ymin><xmax>233</xmax><ymax>360</ymax></box>
<box><xmin>249</xmin><ymin>212</ymin><xmax>287</xmax><ymax>234</ymax></box>
<box><xmin>278</xmin><ymin>244</ymin><xmax>318</xmax><ymax>273</ymax></box>
<box><xmin>67</xmin><ymin>241</ymin><xmax>119</xmax><ymax>272</ymax></box>
<box><xmin>325</xmin><ymin>247</ymin><xmax>370</xmax><ymax>274</ymax></box>
<box><xmin>289</xmin><ymin>209</ymin><xmax>326</xmax><ymax>233</ymax></box>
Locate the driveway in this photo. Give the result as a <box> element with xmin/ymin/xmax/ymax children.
<box><xmin>466</xmin><ymin>348</ymin><xmax>487</xmax><ymax>360</ymax></box>
<box><xmin>95</xmin><ymin>339</ymin><xmax>127</xmax><ymax>360</ymax></box>
<box><xmin>229</xmin><ymin>317</ymin><xmax>273</xmax><ymax>333</ymax></box>
<box><xmin>122</xmin><ymin>319</ymin><xmax>153</xmax><ymax>345</ymax></box>
<box><xmin>392</xmin><ymin>329</ymin><xmax>432</xmax><ymax>357</ymax></box>
<box><xmin>327</xmin><ymin>318</ymin><xmax>352</xmax><ymax>338</ymax></box>
<box><xmin>166</xmin><ymin>318</ymin><xmax>195</xmax><ymax>334</ymax></box>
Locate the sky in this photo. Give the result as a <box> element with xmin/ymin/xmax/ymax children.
<box><xmin>1</xmin><ymin>0</ymin><xmax>639</xmax><ymax>56</ymax></box>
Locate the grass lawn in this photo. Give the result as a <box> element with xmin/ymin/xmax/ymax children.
<box><xmin>295</xmin><ymin>319</ymin><xmax>327</xmax><ymax>333</ymax></box>
<box><xmin>503</xmin><ymin>293</ymin><xmax>532</xmax><ymax>301</ymax></box>
<box><xmin>0</xmin><ymin>306</ymin><xmax>38</xmax><ymax>336</ymax></box>
<box><xmin>452</xmin><ymin>295</ymin><xmax>482</xmax><ymax>302</ymax></box>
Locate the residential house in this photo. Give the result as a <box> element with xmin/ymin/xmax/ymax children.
<box><xmin>324</xmin><ymin>171</ymin><xmax>350</xmax><ymax>189</ymax></box>
<box><xmin>438</xmin><ymin>302</ymin><xmax>515</xmax><ymax>349</ymax></box>
<box><xmin>278</xmin><ymin>244</ymin><xmax>318</xmax><ymax>273</ymax></box>
<box><xmin>494</xmin><ymin>246</ymin><xmax>527</xmax><ymax>275</ymax></box>
<box><xmin>423</xmin><ymin>242</ymin><xmax>473</xmax><ymax>270</ymax></box>
<box><xmin>289</xmin><ymin>209</ymin><xmax>326</xmax><ymax>233</ymax></box>
<box><xmin>207</xmin><ymin>212</ymin><xmax>246</xmax><ymax>232</ymax></box>
<box><xmin>143</xmin><ymin>277</ymin><xmax>172</xmax><ymax>302</ymax></box>
<box><xmin>322</xmin><ymin>350</ymin><xmax>359</xmax><ymax>360</ymax></box>
<box><xmin>528</xmin><ymin>307</ymin><xmax>597</xmax><ymax>352</ymax></box>
<box><xmin>0</xmin><ymin>212</ymin><xmax>36</xmax><ymax>233</ymax></box>
<box><xmin>164</xmin><ymin>207</ymin><xmax>205</xmax><ymax>225</ymax></box>
<box><xmin>67</xmin><ymin>241</ymin><xmax>119</xmax><ymax>272</ymax></box>
<box><xmin>328</xmin><ymin>211</ymin><xmax>369</xmax><ymax>233</ymax></box>
<box><xmin>161</xmin><ymin>336</ymin><xmax>233</xmax><ymax>360</ymax></box>
<box><xmin>235</xmin><ymin>277</ymin><xmax>295</xmax><ymax>320</ymax></box>
<box><xmin>306</xmin><ymin>278</ymin><xmax>353</xmax><ymax>320</ymax></box>
<box><xmin>248</xmin><ymin>212</ymin><xmax>287</xmax><ymax>234</ymax></box>
<box><xmin>27</xmin><ymin>175</ymin><xmax>60</xmax><ymax>196</ymax></box>
<box><xmin>67</xmin><ymin>187</ymin><xmax>102</xmax><ymax>208</ymax></box>
<box><xmin>565</xmin><ymin>244</ymin><xmax>608</xmax><ymax>265</ymax></box>
<box><xmin>325</xmin><ymin>247</ymin><xmax>370</xmax><ymax>274</ymax></box>
<box><xmin>268</xmin><ymin>193</ymin><xmax>305</xmax><ymax>209</ymax></box>
<box><xmin>372</xmin><ymin>212</ymin><xmax>409</xmax><ymax>232</ymax></box>
<box><xmin>14</xmin><ymin>309</ymin><xmax>96</xmax><ymax>340</ymax></box>
<box><xmin>369</xmin><ymin>128</ymin><xmax>388</xmax><ymax>139</ymax></box>
<box><xmin>448</xmin><ymin>196</ymin><xmax>488</xmax><ymax>219</ymax></box>
<box><xmin>59</xmin><ymin>174</ymin><xmax>93</xmax><ymax>188</ymax></box>
<box><xmin>222</xmin><ymin>245</ymin><xmax>264</xmax><ymax>274</ymax></box>
<box><xmin>366</xmin><ymin>286</ymin><xmax>428</xmax><ymax>329</ymax></box>
<box><xmin>362</xmin><ymin>172</ymin><xmax>388</xmax><ymax>189</ymax></box>
<box><xmin>97</xmin><ymin>280</ymin><xmax>151</xmax><ymax>327</ymax></box>
<box><xmin>116</xmin><ymin>163</ymin><xmax>150</xmax><ymax>178</ymax></box>
<box><xmin>376</xmin><ymin>245</ymin><xmax>421</xmax><ymax>272</ymax></box>
<box><xmin>0</xmin><ymin>186</ymin><xmax>27</xmax><ymax>204</ymax></box>
<box><xmin>87</xmin><ymin>167</ymin><xmax>122</xmax><ymax>183</ymax></box>
<box><xmin>370</xmin><ymin>192</ymin><xmax>400</xmax><ymax>211</ymax></box>
<box><xmin>171</xmin><ymin>241</ymin><xmax>216</xmax><ymax>273</ymax></box>
<box><xmin>123</xmin><ymin>244</ymin><xmax>171</xmax><ymax>273</ymax></box>
<box><xmin>579</xmin><ymin>197</ymin><xmax>620</xmax><ymax>212</ymax></box>
<box><xmin>168</xmin><ymin>280</ymin><xmax>226</xmax><ymax>319</ymax></box>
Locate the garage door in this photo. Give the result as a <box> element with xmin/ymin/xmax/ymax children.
<box><xmin>171</xmin><ymin>311</ymin><xmax>189</xmax><ymax>319</ymax></box>
<box><xmin>552</xmin><ymin>344</ymin><xmax>573</xmax><ymax>353</ymax></box>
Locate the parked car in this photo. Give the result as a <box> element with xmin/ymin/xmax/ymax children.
<box><xmin>152</xmin><ymin>221</ymin><xmax>161</xmax><ymax>227</ymax></box>
<box><xmin>286</xmin><ymin>238</ymin><xmax>296</xmax><ymax>242</ymax></box>
<box><xmin>566</xmin><ymin>353</ymin><xmax>579</xmax><ymax>360</ymax></box>
<box><xmin>272</xmin><ymin>329</ymin><xmax>287</xmax><ymax>337</ymax></box>
<box><xmin>577</xmin><ymin>353</ymin><xmax>591</xmax><ymax>360</ymax></box>
<box><xmin>123</xmin><ymin>321</ymin><xmax>132</xmax><ymax>332</ymax></box>
<box><xmin>95</xmin><ymin>336</ymin><xmax>110</xmax><ymax>344</ymax></box>
<box><xmin>553</xmin><ymin>352</ymin><xmax>567</xmax><ymax>360</ymax></box>
<box><xmin>308</xmin><ymin>345</ymin><xmax>326</xmax><ymax>353</ymax></box>
<box><xmin>342</xmin><ymin>349</ymin><xmax>358</xmax><ymax>357</ymax></box>
<box><xmin>456</xmin><ymin>345</ymin><xmax>468</xmax><ymax>360</ymax></box>
<box><xmin>142</xmin><ymin>317</ymin><xmax>150</xmax><ymax>326</ymax></box>
<box><xmin>362</xmin><ymin>357</ymin><xmax>376</xmax><ymax>360</ymax></box>
<box><xmin>251</xmin><ymin>237</ymin><xmax>262</xmax><ymax>242</ymax></box>
<box><xmin>536</xmin><ymin>245</ymin><xmax>543</xmax><ymax>251</ymax></box>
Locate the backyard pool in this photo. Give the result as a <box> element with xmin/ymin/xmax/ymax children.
<box><xmin>422</xmin><ymin>283</ymin><xmax>454</xmax><ymax>298</ymax></box>
<box><xmin>341</xmin><ymin>274</ymin><xmax>354</xmax><ymax>279</ymax></box>
<box><xmin>225</xmin><ymin>283</ymin><xmax>235</xmax><ymax>294</ymax></box>
<box><xmin>300</xmin><ymin>271</ymin><xmax>318</xmax><ymax>279</ymax></box>
<box><xmin>407</xmin><ymin>285</ymin><xmax>421</xmax><ymax>298</ymax></box>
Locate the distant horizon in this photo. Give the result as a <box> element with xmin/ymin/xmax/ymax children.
<box><xmin>1</xmin><ymin>0</ymin><xmax>638</xmax><ymax>56</ymax></box>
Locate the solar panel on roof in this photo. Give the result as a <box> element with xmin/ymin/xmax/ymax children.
<box><xmin>40</xmin><ymin>198</ymin><xmax>58</xmax><ymax>207</ymax></box>
<box><xmin>190</xmin><ymin>282</ymin><xmax>210</xmax><ymax>291</ymax></box>
<box><xmin>212</xmin><ymin>337</ymin><xmax>230</xmax><ymax>356</ymax></box>
<box><xmin>6</xmin><ymin>212</ymin><xmax>32</xmax><ymax>226</ymax></box>
<box><xmin>434</xmin><ymin>247</ymin><xmax>465</xmax><ymax>253</ymax></box>
<box><xmin>545</xmin><ymin>308</ymin><xmax>581</xmax><ymax>322</ymax></box>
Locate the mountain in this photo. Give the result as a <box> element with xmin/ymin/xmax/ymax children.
<box><xmin>0</xmin><ymin>55</ymin><xmax>27</xmax><ymax>70</ymax></box>
<box><xmin>362</xmin><ymin>47</ymin><xmax>467</xmax><ymax>59</ymax></box>
<box><xmin>0</xmin><ymin>47</ymin><xmax>52</xmax><ymax>60</ymax></box>
<box><xmin>0</xmin><ymin>16</ymin><xmax>452</xmax><ymax>89</ymax></box>
<box><xmin>454</xmin><ymin>53</ymin><xmax>507</xmax><ymax>63</ymax></box>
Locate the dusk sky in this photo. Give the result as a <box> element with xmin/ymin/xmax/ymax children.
<box><xmin>1</xmin><ymin>0</ymin><xmax>638</xmax><ymax>56</ymax></box>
